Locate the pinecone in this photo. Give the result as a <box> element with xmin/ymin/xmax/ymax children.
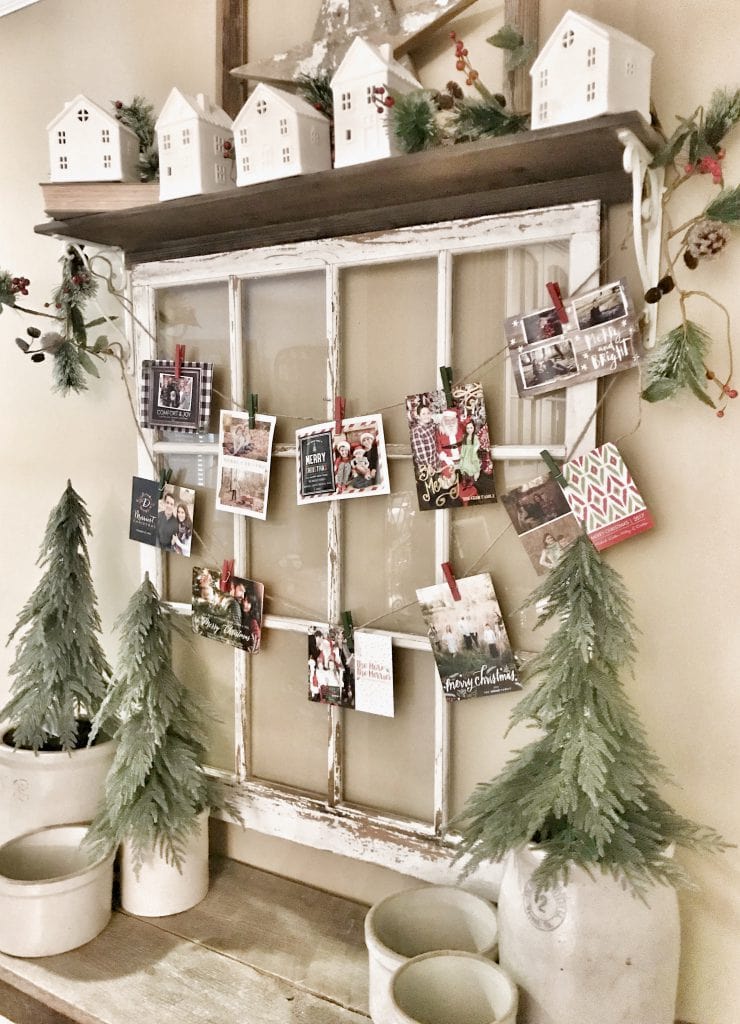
<box><xmin>686</xmin><ymin>218</ymin><xmax>732</xmax><ymax>261</ymax></box>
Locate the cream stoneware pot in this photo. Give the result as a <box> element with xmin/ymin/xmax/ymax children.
<box><xmin>0</xmin><ymin>823</ymin><xmax>114</xmax><ymax>957</ymax></box>
<box><xmin>497</xmin><ymin>845</ymin><xmax>680</xmax><ymax>1024</ymax></box>
<box><xmin>365</xmin><ymin>885</ymin><xmax>499</xmax><ymax>1024</ymax></box>
<box><xmin>120</xmin><ymin>808</ymin><xmax>209</xmax><ymax>916</ymax></box>
<box><xmin>389</xmin><ymin>950</ymin><xmax>518</xmax><ymax>1024</ymax></box>
<box><xmin>0</xmin><ymin>727</ymin><xmax>116</xmax><ymax>846</ymax></box>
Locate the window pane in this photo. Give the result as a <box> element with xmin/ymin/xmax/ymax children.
<box><xmin>172</xmin><ymin>626</ymin><xmax>235</xmax><ymax>774</ymax></box>
<box><xmin>242</xmin><ymin>272</ymin><xmax>327</xmax><ymax>446</ymax></box>
<box><xmin>250</xmin><ymin>629</ymin><xmax>328</xmax><ymax>795</ymax></box>
<box><xmin>343</xmin><ymin>646</ymin><xmax>436</xmax><ymax>821</ymax></box>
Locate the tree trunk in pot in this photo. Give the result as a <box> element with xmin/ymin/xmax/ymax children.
<box><xmin>120</xmin><ymin>809</ymin><xmax>209</xmax><ymax>917</ymax></box>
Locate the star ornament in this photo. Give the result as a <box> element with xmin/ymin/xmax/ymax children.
<box><xmin>231</xmin><ymin>0</ymin><xmax>479</xmax><ymax>85</ymax></box>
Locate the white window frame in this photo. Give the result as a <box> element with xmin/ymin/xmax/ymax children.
<box><xmin>130</xmin><ymin>201</ymin><xmax>600</xmax><ymax>885</ymax></box>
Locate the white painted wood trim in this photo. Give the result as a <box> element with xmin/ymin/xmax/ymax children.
<box><xmin>565</xmin><ymin>225</ymin><xmax>602</xmax><ymax>456</ymax></box>
<box><xmin>133</xmin><ymin>284</ymin><xmax>162</xmax><ymax>592</ymax></box>
<box><xmin>326</xmin><ymin>263</ymin><xmax>343</xmax><ymax>808</ymax></box>
<box><xmin>0</xmin><ymin>0</ymin><xmax>41</xmax><ymax>16</ymax></box>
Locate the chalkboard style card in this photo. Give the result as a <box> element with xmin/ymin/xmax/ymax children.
<box><xmin>416</xmin><ymin>572</ymin><xmax>521</xmax><ymax>701</ymax></box>
<box><xmin>296</xmin><ymin>414</ymin><xmax>390</xmax><ymax>505</ymax></box>
<box><xmin>216</xmin><ymin>410</ymin><xmax>276</xmax><ymax>520</ymax></box>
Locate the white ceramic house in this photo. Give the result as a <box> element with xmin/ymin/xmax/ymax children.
<box><xmin>155</xmin><ymin>88</ymin><xmax>235</xmax><ymax>201</ymax></box>
<box><xmin>47</xmin><ymin>94</ymin><xmax>140</xmax><ymax>183</ymax></box>
<box><xmin>330</xmin><ymin>37</ymin><xmax>422</xmax><ymax>168</ymax></box>
<box><xmin>232</xmin><ymin>84</ymin><xmax>332</xmax><ymax>187</ymax></box>
<box><xmin>529</xmin><ymin>10</ymin><xmax>653</xmax><ymax>131</ymax></box>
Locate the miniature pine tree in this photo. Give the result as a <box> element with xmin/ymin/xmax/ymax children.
<box><xmin>455</xmin><ymin>534</ymin><xmax>726</xmax><ymax>895</ymax></box>
<box><xmin>85</xmin><ymin>575</ymin><xmax>234</xmax><ymax>870</ymax></box>
<box><xmin>1</xmin><ymin>481</ymin><xmax>112</xmax><ymax>752</ymax></box>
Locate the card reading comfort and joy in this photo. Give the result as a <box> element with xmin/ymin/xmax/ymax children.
<box><xmin>296</xmin><ymin>414</ymin><xmax>389</xmax><ymax>505</ymax></box>
<box><xmin>129</xmin><ymin>478</ymin><xmax>196</xmax><ymax>556</ymax></box>
<box><xmin>140</xmin><ymin>360</ymin><xmax>213</xmax><ymax>432</ymax></box>
<box><xmin>416</xmin><ymin>573</ymin><xmax>521</xmax><ymax>701</ymax></box>
<box><xmin>216</xmin><ymin>410</ymin><xmax>276</xmax><ymax>520</ymax></box>
<box><xmin>405</xmin><ymin>381</ymin><xmax>496</xmax><ymax>512</ymax></box>
<box><xmin>501</xmin><ymin>473</ymin><xmax>582</xmax><ymax>574</ymax></box>
<box><xmin>191</xmin><ymin>567</ymin><xmax>263</xmax><ymax>653</ymax></box>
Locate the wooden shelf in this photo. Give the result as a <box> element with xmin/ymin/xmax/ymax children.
<box><xmin>35</xmin><ymin>112</ymin><xmax>659</xmax><ymax>266</ymax></box>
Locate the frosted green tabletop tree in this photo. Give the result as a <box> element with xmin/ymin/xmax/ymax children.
<box><xmin>1</xmin><ymin>480</ymin><xmax>111</xmax><ymax>752</ymax></box>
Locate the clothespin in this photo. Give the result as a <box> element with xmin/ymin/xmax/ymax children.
<box><xmin>540</xmin><ymin>449</ymin><xmax>568</xmax><ymax>489</ymax></box>
<box><xmin>441</xmin><ymin>562</ymin><xmax>461</xmax><ymax>602</ymax></box>
<box><xmin>341</xmin><ymin>610</ymin><xmax>354</xmax><ymax>652</ymax></box>
<box><xmin>545</xmin><ymin>282</ymin><xmax>569</xmax><ymax>325</ymax></box>
<box><xmin>439</xmin><ymin>366</ymin><xmax>455</xmax><ymax>409</ymax></box>
<box><xmin>334</xmin><ymin>396</ymin><xmax>345</xmax><ymax>437</ymax></box>
<box><xmin>220</xmin><ymin>559</ymin><xmax>234</xmax><ymax>592</ymax></box>
<box><xmin>248</xmin><ymin>393</ymin><xmax>258</xmax><ymax>429</ymax></box>
<box><xmin>158</xmin><ymin>467</ymin><xmax>172</xmax><ymax>498</ymax></box>
<box><xmin>174</xmin><ymin>344</ymin><xmax>186</xmax><ymax>379</ymax></box>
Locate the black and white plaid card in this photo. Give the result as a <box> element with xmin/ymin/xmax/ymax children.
<box><xmin>140</xmin><ymin>360</ymin><xmax>213</xmax><ymax>432</ymax></box>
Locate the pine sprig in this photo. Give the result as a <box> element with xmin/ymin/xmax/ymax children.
<box><xmin>295</xmin><ymin>73</ymin><xmax>333</xmax><ymax>119</ymax></box>
<box><xmin>451</xmin><ymin>97</ymin><xmax>528</xmax><ymax>142</ymax></box>
<box><xmin>704</xmin><ymin>87</ymin><xmax>740</xmax><ymax>151</ymax></box>
<box><xmin>641</xmin><ymin>321</ymin><xmax>715</xmax><ymax>407</ymax></box>
<box><xmin>390</xmin><ymin>90</ymin><xmax>444</xmax><ymax>153</ymax></box>
<box><xmin>453</xmin><ymin>534</ymin><xmax>727</xmax><ymax>895</ymax></box>
<box><xmin>705</xmin><ymin>184</ymin><xmax>740</xmax><ymax>224</ymax></box>
<box><xmin>113</xmin><ymin>96</ymin><xmax>158</xmax><ymax>181</ymax></box>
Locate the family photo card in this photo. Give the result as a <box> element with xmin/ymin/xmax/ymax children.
<box><xmin>296</xmin><ymin>414</ymin><xmax>389</xmax><ymax>505</ymax></box>
<box><xmin>307</xmin><ymin>624</ymin><xmax>355</xmax><ymax>708</ymax></box>
<box><xmin>501</xmin><ymin>473</ymin><xmax>582</xmax><ymax>574</ymax></box>
<box><xmin>216</xmin><ymin>410</ymin><xmax>276</xmax><ymax>520</ymax></box>
<box><xmin>129</xmin><ymin>478</ymin><xmax>195</xmax><ymax>556</ymax></box>
<box><xmin>416</xmin><ymin>573</ymin><xmax>521</xmax><ymax>701</ymax></box>
<box><xmin>191</xmin><ymin>567</ymin><xmax>263</xmax><ymax>652</ymax></box>
<box><xmin>406</xmin><ymin>381</ymin><xmax>496</xmax><ymax>512</ymax></box>
<box><xmin>504</xmin><ymin>280</ymin><xmax>642</xmax><ymax>399</ymax></box>
<box><xmin>140</xmin><ymin>359</ymin><xmax>213</xmax><ymax>432</ymax></box>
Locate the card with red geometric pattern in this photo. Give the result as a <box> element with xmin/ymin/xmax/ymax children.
<box><xmin>561</xmin><ymin>443</ymin><xmax>653</xmax><ymax>551</ymax></box>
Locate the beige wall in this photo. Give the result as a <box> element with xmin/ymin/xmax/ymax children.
<box><xmin>0</xmin><ymin>2</ymin><xmax>738</xmax><ymax>1023</ymax></box>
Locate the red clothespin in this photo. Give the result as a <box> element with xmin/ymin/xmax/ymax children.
<box><xmin>174</xmin><ymin>344</ymin><xmax>186</xmax><ymax>379</ymax></box>
<box><xmin>334</xmin><ymin>396</ymin><xmax>345</xmax><ymax>436</ymax></box>
<box><xmin>441</xmin><ymin>562</ymin><xmax>461</xmax><ymax>602</ymax></box>
<box><xmin>220</xmin><ymin>559</ymin><xmax>234</xmax><ymax>592</ymax></box>
<box><xmin>546</xmin><ymin>282</ymin><xmax>569</xmax><ymax>325</ymax></box>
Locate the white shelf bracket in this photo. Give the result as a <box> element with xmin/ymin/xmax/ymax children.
<box><xmin>618</xmin><ymin>127</ymin><xmax>665</xmax><ymax>349</ymax></box>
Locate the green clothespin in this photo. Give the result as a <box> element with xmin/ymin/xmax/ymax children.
<box><xmin>439</xmin><ymin>366</ymin><xmax>454</xmax><ymax>409</ymax></box>
<box><xmin>540</xmin><ymin>449</ymin><xmax>568</xmax><ymax>489</ymax></box>
<box><xmin>158</xmin><ymin>467</ymin><xmax>173</xmax><ymax>497</ymax></box>
<box><xmin>341</xmin><ymin>611</ymin><xmax>354</xmax><ymax>652</ymax></box>
<box><xmin>248</xmin><ymin>393</ymin><xmax>258</xmax><ymax>429</ymax></box>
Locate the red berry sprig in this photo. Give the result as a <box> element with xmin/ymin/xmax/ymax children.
<box><xmin>371</xmin><ymin>85</ymin><xmax>395</xmax><ymax>115</ymax></box>
<box><xmin>222</xmin><ymin>139</ymin><xmax>234</xmax><ymax>160</ymax></box>
<box><xmin>10</xmin><ymin>276</ymin><xmax>30</xmax><ymax>296</ymax></box>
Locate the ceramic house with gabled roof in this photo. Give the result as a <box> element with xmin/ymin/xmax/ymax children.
<box><xmin>530</xmin><ymin>10</ymin><xmax>653</xmax><ymax>131</ymax></box>
<box><xmin>47</xmin><ymin>94</ymin><xmax>140</xmax><ymax>183</ymax></box>
<box><xmin>330</xmin><ymin>37</ymin><xmax>422</xmax><ymax>168</ymax></box>
<box><xmin>155</xmin><ymin>88</ymin><xmax>235</xmax><ymax>201</ymax></box>
<box><xmin>232</xmin><ymin>84</ymin><xmax>332</xmax><ymax>187</ymax></box>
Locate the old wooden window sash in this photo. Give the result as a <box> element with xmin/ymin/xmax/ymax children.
<box><xmin>130</xmin><ymin>201</ymin><xmax>600</xmax><ymax>884</ymax></box>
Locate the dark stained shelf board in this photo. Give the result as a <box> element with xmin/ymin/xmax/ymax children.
<box><xmin>35</xmin><ymin>112</ymin><xmax>659</xmax><ymax>266</ymax></box>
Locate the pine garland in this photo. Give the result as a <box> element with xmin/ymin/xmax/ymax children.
<box><xmin>454</xmin><ymin>534</ymin><xmax>726</xmax><ymax>895</ymax></box>
<box><xmin>705</xmin><ymin>184</ymin><xmax>740</xmax><ymax>224</ymax></box>
<box><xmin>703</xmin><ymin>87</ymin><xmax>740</xmax><ymax>151</ymax></box>
<box><xmin>391</xmin><ymin>90</ymin><xmax>444</xmax><ymax>153</ymax></box>
<box><xmin>451</xmin><ymin>97</ymin><xmax>528</xmax><ymax>142</ymax></box>
<box><xmin>113</xmin><ymin>96</ymin><xmax>158</xmax><ymax>181</ymax></box>
<box><xmin>642</xmin><ymin>321</ymin><xmax>715</xmax><ymax>407</ymax></box>
<box><xmin>295</xmin><ymin>73</ymin><xmax>333</xmax><ymax>119</ymax></box>
<box><xmin>85</xmin><ymin>576</ymin><xmax>237</xmax><ymax>871</ymax></box>
<box><xmin>1</xmin><ymin>482</ymin><xmax>111</xmax><ymax>752</ymax></box>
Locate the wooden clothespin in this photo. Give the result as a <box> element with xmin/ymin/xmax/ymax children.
<box><xmin>334</xmin><ymin>396</ymin><xmax>345</xmax><ymax>436</ymax></box>
<box><xmin>341</xmin><ymin>610</ymin><xmax>355</xmax><ymax>652</ymax></box>
<box><xmin>174</xmin><ymin>344</ymin><xmax>186</xmax><ymax>379</ymax></box>
<box><xmin>540</xmin><ymin>449</ymin><xmax>568</xmax><ymax>489</ymax></box>
<box><xmin>441</xmin><ymin>562</ymin><xmax>461</xmax><ymax>601</ymax></box>
<box><xmin>158</xmin><ymin>467</ymin><xmax>172</xmax><ymax>498</ymax></box>
<box><xmin>439</xmin><ymin>366</ymin><xmax>455</xmax><ymax>409</ymax></box>
<box><xmin>545</xmin><ymin>282</ymin><xmax>569</xmax><ymax>325</ymax></box>
<box><xmin>220</xmin><ymin>559</ymin><xmax>234</xmax><ymax>592</ymax></box>
<box><xmin>248</xmin><ymin>393</ymin><xmax>258</xmax><ymax>429</ymax></box>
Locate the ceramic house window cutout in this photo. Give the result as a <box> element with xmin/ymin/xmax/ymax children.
<box><xmin>154</xmin><ymin>87</ymin><xmax>235</xmax><ymax>200</ymax></box>
<box><xmin>47</xmin><ymin>93</ymin><xmax>140</xmax><ymax>182</ymax></box>
<box><xmin>162</xmin><ymin>133</ymin><xmax>171</xmax><ymax>150</ymax></box>
<box><xmin>530</xmin><ymin>9</ymin><xmax>653</xmax><ymax>130</ymax></box>
<box><xmin>331</xmin><ymin>37</ymin><xmax>422</xmax><ymax>168</ymax></box>
<box><xmin>232</xmin><ymin>82</ymin><xmax>331</xmax><ymax>187</ymax></box>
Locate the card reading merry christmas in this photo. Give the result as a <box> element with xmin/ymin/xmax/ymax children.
<box><xmin>353</xmin><ymin>631</ymin><xmax>394</xmax><ymax>717</ymax></box>
<box><xmin>296</xmin><ymin>414</ymin><xmax>389</xmax><ymax>505</ymax></box>
<box><xmin>561</xmin><ymin>443</ymin><xmax>654</xmax><ymax>551</ymax></box>
<box><xmin>129</xmin><ymin>478</ymin><xmax>196</xmax><ymax>556</ymax></box>
<box><xmin>416</xmin><ymin>573</ymin><xmax>521</xmax><ymax>701</ymax></box>
<box><xmin>501</xmin><ymin>473</ymin><xmax>582</xmax><ymax>574</ymax></box>
<box><xmin>140</xmin><ymin>360</ymin><xmax>213</xmax><ymax>432</ymax></box>
<box><xmin>191</xmin><ymin>567</ymin><xmax>263</xmax><ymax>652</ymax></box>
<box><xmin>307</xmin><ymin>625</ymin><xmax>355</xmax><ymax>708</ymax></box>
<box><xmin>216</xmin><ymin>410</ymin><xmax>276</xmax><ymax>520</ymax></box>
<box><xmin>405</xmin><ymin>381</ymin><xmax>496</xmax><ymax>512</ymax></box>
<box><xmin>504</xmin><ymin>280</ymin><xmax>642</xmax><ymax>399</ymax></box>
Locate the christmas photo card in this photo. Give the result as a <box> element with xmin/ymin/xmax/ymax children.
<box><xmin>504</xmin><ymin>279</ymin><xmax>642</xmax><ymax>399</ymax></box>
<box><xmin>140</xmin><ymin>359</ymin><xmax>213</xmax><ymax>432</ymax></box>
<box><xmin>129</xmin><ymin>478</ymin><xmax>196</xmax><ymax>556</ymax></box>
<box><xmin>501</xmin><ymin>473</ymin><xmax>582</xmax><ymax>574</ymax></box>
<box><xmin>406</xmin><ymin>381</ymin><xmax>496</xmax><ymax>512</ymax></box>
<box><xmin>191</xmin><ymin>567</ymin><xmax>263</xmax><ymax>652</ymax></box>
<box><xmin>216</xmin><ymin>410</ymin><xmax>276</xmax><ymax>520</ymax></box>
<box><xmin>296</xmin><ymin>414</ymin><xmax>389</xmax><ymax>505</ymax></box>
<box><xmin>307</xmin><ymin>624</ymin><xmax>355</xmax><ymax>708</ymax></box>
<box><xmin>416</xmin><ymin>573</ymin><xmax>521</xmax><ymax>701</ymax></box>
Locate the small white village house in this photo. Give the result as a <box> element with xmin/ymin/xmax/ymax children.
<box><xmin>232</xmin><ymin>83</ymin><xmax>332</xmax><ymax>187</ymax></box>
<box><xmin>47</xmin><ymin>94</ymin><xmax>140</xmax><ymax>182</ymax></box>
<box><xmin>331</xmin><ymin>37</ymin><xmax>422</xmax><ymax>168</ymax></box>
<box><xmin>529</xmin><ymin>10</ymin><xmax>653</xmax><ymax>131</ymax></box>
<box><xmin>155</xmin><ymin>88</ymin><xmax>235</xmax><ymax>201</ymax></box>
